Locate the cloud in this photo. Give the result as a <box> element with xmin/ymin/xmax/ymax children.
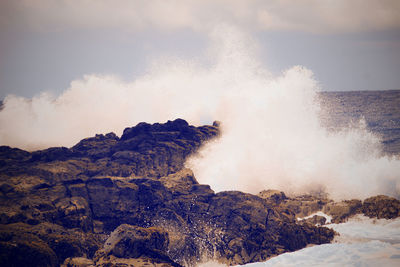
<box><xmin>2</xmin><ymin>0</ymin><xmax>400</xmax><ymax>33</ymax></box>
<box><xmin>1</xmin><ymin>25</ymin><xmax>399</xmax><ymax>200</ymax></box>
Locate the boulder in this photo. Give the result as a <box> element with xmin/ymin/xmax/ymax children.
<box><xmin>362</xmin><ymin>195</ymin><xmax>400</xmax><ymax>219</ymax></box>
<box><xmin>323</xmin><ymin>199</ymin><xmax>362</xmax><ymax>223</ymax></box>
<box><xmin>258</xmin><ymin>190</ymin><xmax>287</xmax><ymax>204</ymax></box>
<box><xmin>302</xmin><ymin>215</ymin><xmax>327</xmax><ymax>226</ymax></box>
<box><xmin>62</xmin><ymin>257</ymin><xmax>94</xmax><ymax>267</ymax></box>
<box><xmin>96</xmin><ymin>224</ymin><xmax>181</xmax><ymax>267</ymax></box>
<box><xmin>280</xmin><ymin>195</ymin><xmax>329</xmax><ymax>218</ymax></box>
<box><xmin>0</xmin><ymin>222</ymin><xmax>102</xmax><ymax>266</ymax></box>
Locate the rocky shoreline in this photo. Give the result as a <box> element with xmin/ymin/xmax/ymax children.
<box><xmin>0</xmin><ymin>119</ymin><xmax>398</xmax><ymax>266</ymax></box>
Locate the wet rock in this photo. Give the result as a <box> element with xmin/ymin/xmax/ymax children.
<box><xmin>258</xmin><ymin>190</ymin><xmax>287</xmax><ymax>204</ymax></box>
<box><xmin>280</xmin><ymin>195</ymin><xmax>329</xmax><ymax>218</ymax></box>
<box><xmin>72</xmin><ymin>132</ymin><xmax>119</xmax><ymax>159</ymax></box>
<box><xmin>323</xmin><ymin>199</ymin><xmax>362</xmax><ymax>223</ymax></box>
<box><xmin>362</xmin><ymin>195</ymin><xmax>400</xmax><ymax>219</ymax></box>
<box><xmin>204</xmin><ymin>191</ymin><xmax>335</xmax><ymax>265</ymax></box>
<box><xmin>0</xmin><ymin>222</ymin><xmax>102</xmax><ymax>266</ymax></box>
<box><xmin>96</xmin><ymin>224</ymin><xmax>181</xmax><ymax>267</ymax></box>
<box><xmin>302</xmin><ymin>215</ymin><xmax>327</xmax><ymax>226</ymax></box>
<box><xmin>62</xmin><ymin>257</ymin><xmax>94</xmax><ymax>267</ymax></box>
<box><xmin>0</xmin><ymin>146</ymin><xmax>30</xmax><ymax>161</ymax></box>
<box><xmin>159</xmin><ymin>168</ymin><xmax>198</xmax><ymax>192</ymax></box>
<box><xmin>0</xmin><ymin>230</ymin><xmax>58</xmax><ymax>267</ymax></box>
<box><xmin>1</xmin><ymin>119</ymin><xmax>219</xmax><ymax>180</ymax></box>
<box><xmin>0</xmin><ymin>119</ymin><xmax>339</xmax><ymax>266</ymax></box>
<box><xmin>31</xmin><ymin>147</ymin><xmax>79</xmax><ymax>162</ymax></box>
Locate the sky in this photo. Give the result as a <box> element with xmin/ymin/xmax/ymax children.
<box><xmin>1</xmin><ymin>0</ymin><xmax>400</xmax><ymax>99</ymax></box>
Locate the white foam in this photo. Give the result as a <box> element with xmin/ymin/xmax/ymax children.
<box><xmin>241</xmin><ymin>241</ymin><xmax>400</xmax><ymax>267</ymax></box>
<box><xmin>328</xmin><ymin>215</ymin><xmax>400</xmax><ymax>243</ymax></box>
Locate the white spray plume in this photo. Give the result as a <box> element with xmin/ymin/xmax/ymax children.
<box><xmin>1</xmin><ymin>25</ymin><xmax>399</xmax><ymax>200</ymax></box>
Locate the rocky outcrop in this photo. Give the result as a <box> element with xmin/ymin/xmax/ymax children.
<box><xmin>94</xmin><ymin>224</ymin><xmax>181</xmax><ymax>267</ymax></box>
<box><xmin>362</xmin><ymin>195</ymin><xmax>400</xmax><ymax>219</ymax></box>
<box><xmin>0</xmin><ymin>119</ymin><xmax>337</xmax><ymax>266</ymax></box>
<box><xmin>323</xmin><ymin>199</ymin><xmax>362</xmax><ymax>223</ymax></box>
<box><xmin>206</xmin><ymin>191</ymin><xmax>334</xmax><ymax>265</ymax></box>
<box><xmin>0</xmin><ymin>118</ymin><xmax>219</xmax><ymax>179</ymax></box>
<box><xmin>272</xmin><ymin>191</ymin><xmax>400</xmax><ymax>225</ymax></box>
<box><xmin>0</xmin><ymin>222</ymin><xmax>102</xmax><ymax>267</ymax></box>
<box><xmin>276</xmin><ymin>194</ymin><xmax>329</xmax><ymax>218</ymax></box>
<box><xmin>258</xmin><ymin>190</ymin><xmax>287</xmax><ymax>205</ymax></box>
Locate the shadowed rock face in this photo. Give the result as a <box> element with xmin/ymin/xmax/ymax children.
<box><xmin>94</xmin><ymin>224</ymin><xmax>182</xmax><ymax>267</ymax></box>
<box><xmin>0</xmin><ymin>119</ymin><xmax>336</xmax><ymax>266</ymax></box>
<box><xmin>362</xmin><ymin>195</ymin><xmax>400</xmax><ymax>219</ymax></box>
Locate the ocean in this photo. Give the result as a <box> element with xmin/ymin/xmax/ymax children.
<box><xmin>319</xmin><ymin>90</ymin><xmax>400</xmax><ymax>156</ymax></box>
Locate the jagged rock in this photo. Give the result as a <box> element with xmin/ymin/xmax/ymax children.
<box><xmin>95</xmin><ymin>224</ymin><xmax>181</xmax><ymax>266</ymax></box>
<box><xmin>302</xmin><ymin>215</ymin><xmax>327</xmax><ymax>226</ymax></box>
<box><xmin>159</xmin><ymin>168</ymin><xmax>198</xmax><ymax>192</ymax></box>
<box><xmin>0</xmin><ymin>119</ymin><xmax>338</xmax><ymax>266</ymax></box>
<box><xmin>62</xmin><ymin>257</ymin><xmax>94</xmax><ymax>267</ymax></box>
<box><xmin>280</xmin><ymin>195</ymin><xmax>329</xmax><ymax>218</ymax></box>
<box><xmin>204</xmin><ymin>191</ymin><xmax>334</xmax><ymax>265</ymax></box>
<box><xmin>323</xmin><ymin>199</ymin><xmax>362</xmax><ymax>223</ymax></box>
<box><xmin>0</xmin><ymin>146</ymin><xmax>30</xmax><ymax>161</ymax></box>
<box><xmin>0</xmin><ymin>118</ymin><xmax>219</xmax><ymax>179</ymax></box>
<box><xmin>94</xmin><ymin>255</ymin><xmax>178</xmax><ymax>267</ymax></box>
<box><xmin>72</xmin><ymin>133</ymin><xmax>119</xmax><ymax>160</ymax></box>
<box><xmin>0</xmin><ymin>230</ymin><xmax>58</xmax><ymax>267</ymax></box>
<box><xmin>0</xmin><ymin>222</ymin><xmax>102</xmax><ymax>266</ymax></box>
<box><xmin>278</xmin><ymin>193</ymin><xmax>399</xmax><ymax>224</ymax></box>
<box><xmin>362</xmin><ymin>195</ymin><xmax>400</xmax><ymax>219</ymax></box>
<box><xmin>31</xmin><ymin>147</ymin><xmax>79</xmax><ymax>162</ymax></box>
<box><xmin>258</xmin><ymin>190</ymin><xmax>287</xmax><ymax>204</ymax></box>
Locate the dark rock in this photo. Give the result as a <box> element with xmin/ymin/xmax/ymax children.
<box><xmin>202</xmin><ymin>191</ymin><xmax>335</xmax><ymax>265</ymax></box>
<box><xmin>95</xmin><ymin>224</ymin><xmax>181</xmax><ymax>267</ymax></box>
<box><xmin>302</xmin><ymin>215</ymin><xmax>327</xmax><ymax>226</ymax></box>
<box><xmin>61</xmin><ymin>257</ymin><xmax>94</xmax><ymax>267</ymax></box>
<box><xmin>280</xmin><ymin>195</ymin><xmax>329</xmax><ymax>218</ymax></box>
<box><xmin>258</xmin><ymin>190</ymin><xmax>287</xmax><ymax>204</ymax></box>
<box><xmin>0</xmin><ymin>119</ymin><xmax>338</xmax><ymax>266</ymax></box>
<box><xmin>31</xmin><ymin>147</ymin><xmax>79</xmax><ymax>162</ymax></box>
<box><xmin>0</xmin><ymin>146</ymin><xmax>31</xmax><ymax>161</ymax></box>
<box><xmin>362</xmin><ymin>195</ymin><xmax>400</xmax><ymax>219</ymax></box>
<box><xmin>213</xmin><ymin>121</ymin><xmax>221</xmax><ymax>127</ymax></box>
<box><xmin>72</xmin><ymin>132</ymin><xmax>118</xmax><ymax>159</ymax></box>
<box><xmin>323</xmin><ymin>199</ymin><xmax>362</xmax><ymax>223</ymax></box>
<box><xmin>106</xmin><ymin>225</ymin><xmax>168</xmax><ymax>258</ymax></box>
<box><xmin>1</xmin><ymin>119</ymin><xmax>219</xmax><ymax>180</ymax></box>
<box><xmin>0</xmin><ymin>223</ymin><xmax>102</xmax><ymax>266</ymax></box>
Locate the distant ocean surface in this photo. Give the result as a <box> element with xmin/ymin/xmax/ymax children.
<box><xmin>319</xmin><ymin>90</ymin><xmax>400</xmax><ymax>155</ymax></box>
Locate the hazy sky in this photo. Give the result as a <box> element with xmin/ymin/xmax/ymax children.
<box><xmin>1</xmin><ymin>0</ymin><xmax>400</xmax><ymax>99</ymax></box>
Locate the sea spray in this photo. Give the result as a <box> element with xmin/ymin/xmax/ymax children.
<box><xmin>0</xmin><ymin>25</ymin><xmax>399</xmax><ymax>199</ymax></box>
